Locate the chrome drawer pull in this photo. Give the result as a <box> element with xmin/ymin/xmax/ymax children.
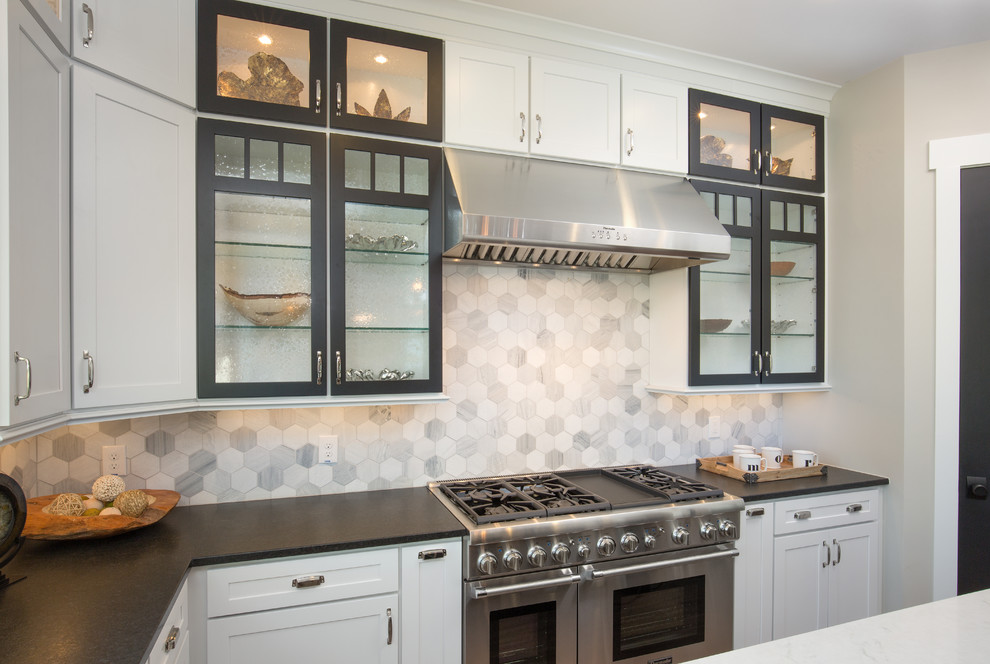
<box><xmin>746</xmin><ymin>507</ymin><xmax>765</xmax><ymax>517</ymax></box>
<box><xmin>82</xmin><ymin>3</ymin><xmax>94</xmax><ymax>47</ymax></box>
<box><xmin>822</xmin><ymin>540</ymin><xmax>830</xmax><ymax>568</ymax></box>
<box><xmin>794</xmin><ymin>510</ymin><xmax>812</xmax><ymax>520</ymax></box>
<box><xmin>164</xmin><ymin>626</ymin><xmax>179</xmax><ymax>652</ymax></box>
<box><xmin>386</xmin><ymin>608</ymin><xmax>393</xmax><ymax>645</ymax></box>
<box><xmin>419</xmin><ymin>548</ymin><xmax>447</xmax><ymax>560</ymax></box>
<box><xmin>83</xmin><ymin>350</ymin><xmax>95</xmax><ymax>393</ymax></box>
<box><xmin>846</xmin><ymin>503</ymin><xmax>863</xmax><ymax>513</ymax></box>
<box><xmin>13</xmin><ymin>352</ymin><xmax>31</xmax><ymax>405</ymax></box>
<box><xmin>292</xmin><ymin>575</ymin><xmax>325</xmax><ymax>589</ymax></box>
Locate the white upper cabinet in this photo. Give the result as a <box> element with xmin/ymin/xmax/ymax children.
<box><xmin>23</xmin><ymin>0</ymin><xmax>71</xmax><ymax>51</ymax></box>
<box><xmin>70</xmin><ymin>0</ymin><xmax>195</xmax><ymax>106</ymax></box>
<box><xmin>530</xmin><ymin>57</ymin><xmax>620</xmax><ymax>164</ymax></box>
<box><xmin>444</xmin><ymin>41</ymin><xmax>529</xmax><ymax>153</ymax></box>
<box><xmin>0</xmin><ymin>0</ymin><xmax>71</xmax><ymax>427</ymax></box>
<box><xmin>620</xmin><ymin>74</ymin><xmax>687</xmax><ymax>173</ymax></box>
<box><xmin>71</xmin><ymin>65</ymin><xmax>196</xmax><ymax>410</ymax></box>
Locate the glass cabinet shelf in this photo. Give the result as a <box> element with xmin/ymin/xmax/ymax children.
<box><xmin>345</xmin><ymin>249</ymin><xmax>429</xmax><ymax>266</ymax></box>
<box><xmin>346</xmin><ymin>326</ymin><xmax>429</xmax><ymax>332</ymax></box>
<box><xmin>702</xmin><ymin>269</ymin><xmax>813</xmax><ymax>282</ymax></box>
<box><xmin>217</xmin><ymin>324</ymin><xmax>311</xmax><ymax>330</ymax></box>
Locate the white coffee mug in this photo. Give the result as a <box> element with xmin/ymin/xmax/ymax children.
<box><xmin>732</xmin><ymin>445</ymin><xmax>756</xmax><ymax>468</ymax></box>
<box><xmin>738</xmin><ymin>453</ymin><xmax>767</xmax><ymax>472</ymax></box>
<box><xmin>792</xmin><ymin>450</ymin><xmax>819</xmax><ymax>467</ymax></box>
<box><xmin>761</xmin><ymin>446</ymin><xmax>783</xmax><ymax>469</ymax></box>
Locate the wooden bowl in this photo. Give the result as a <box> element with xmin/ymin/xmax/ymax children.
<box><xmin>770</xmin><ymin>261</ymin><xmax>796</xmax><ymax>276</ymax></box>
<box><xmin>220</xmin><ymin>284</ymin><xmax>311</xmax><ymax>327</ymax></box>
<box><xmin>700</xmin><ymin>318</ymin><xmax>732</xmax><ymax>333</ymax></box>
<box><xmin>22</xmin><ymin>489</ymin><xmax>180</xmax><ymax>540</ymax></box>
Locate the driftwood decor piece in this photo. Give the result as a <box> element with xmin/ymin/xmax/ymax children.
<box><xmin>217</xmin><ymin>52</ymin><xmax>304</xmax><ymax>106</ymax></box>
<box><xmin>354</xmin><ymin>89</ymin><xmax>411</xmax><ymax>121</ymax></box>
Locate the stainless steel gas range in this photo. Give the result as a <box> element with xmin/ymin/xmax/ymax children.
<box><xmin>429</xmin><ymin>465</ymin><xmax>743</xmax><ymax>664</ymax></box>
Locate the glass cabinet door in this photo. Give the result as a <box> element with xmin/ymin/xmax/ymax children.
<box><xmin>762</xmin><ymin>192</ymin><xmax>824</xmax><ymax>383</ymax></box>
<box><xmin>761</xmin><ymin>105</ymin><xmax>825</xmax><ymax>193</ymax></box>
<box><xmin>198</xmin><ymin>0</ymin><xmax>327</xmax><ymax>126</ymax></box>
<box><xmin>198</xmin><ymin>119</ymin><xmax>327</xmax><ymax>397</ymax></box>
<box><xmin>689</xmin><ymin>89</ymin><xmax>761</xmax><ymax>185</ymax></box>
<box><xmin>330</xmin><ymin>20</ymin><xmax>443</xmax><ymax>141</ymax></box>
<box><xmin>330</xmin><ymin>135</ymin><xmax>441</xmax><ymax>395</ymax></box>
<box><xmin>690</xmin><ymin>182</ymin><xmax>762</xmax><ymax>386</ymax></box>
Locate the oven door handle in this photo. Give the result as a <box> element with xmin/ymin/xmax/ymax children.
<box><xmin>584</xmin><ymin>548</ymin><xmax>740</xmax><ymax>580</ymax></box>
<box><xmin>470</xmin><ymin>572</ymin><xmax>581</xmax><ymax>599</ymax></box>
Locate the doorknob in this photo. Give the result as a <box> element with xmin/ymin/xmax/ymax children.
<box><xmin>967</xmin><ymin>476</ymin><xmax>988</xmax><ymax>499</ymax></box>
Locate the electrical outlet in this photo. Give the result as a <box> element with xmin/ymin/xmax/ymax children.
<box><xmin>708</xmin><ymin>415</ymin><xmax>721</xmax><ymax>439</ymax></box>
<box><xmin>319</xmin><ymin>435</ymin><xmax>338</xmax><ymax>464</ymax></box>
<box><xmin>101</xmin><ymin>445</ymin><xmax>127</xmax><ymax>476</ymax></box>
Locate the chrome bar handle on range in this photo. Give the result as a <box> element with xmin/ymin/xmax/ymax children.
<box><xmin>519</xmin><ymin>112</ymin><xmax>526</xmax><ymax>142</ymax></box>
<box><xmin>753</xmin><ymin>149</ymin><xmax>761</xmax><ymax>174</ymax></box>
<box><xmin>292</xmin><ymin>575</ymin><xmax>325</xmax><ymax>588</ymax></box>
<box><xmin>83</xmin><ymin>351</ymin><xmax>95</xmax><ymax>393</ymax></box>
<box><xmin>763</xmin><ymin>350</ymin><xmax>772</xmax><ymax>376</ymax></box>
<box><xmin>535</xmin><ymin>114</ymin><xmax>543</xmax><ymax>144</ymax></box>
<box><xmin>753</xmin><ymin>351</ymin><xmax>762</xmax><ymax>377</ymax></box>
<box><xmin>586</xmin><ymin>548</ymin><xmax>739</xmax><ymax>580</ymax></box>
<box><xmin>163</xmin><ymin>627</ymin><xmax>180</xmax><ymax>652</ymax></box>
<box><xmin>471</xmin><ymin>572</ymin><xmax>580</xmax><ymax>599</ymax></box>
<box><xmin>822</xmin><ymin>540</ymin><xmax>831</xmax><ymax>568</ymax></box>
<box><xmin>336</xmin><ymin>82</ymin><xmax>342</xmax><ymax>115</ymax></box>
<box><xmin>315</xmin><ymin>80</ymin><xmax>322</xmax><ymax>114</ymax></box>
<box><xmin>316</xmin><ymin>351</ymin><xmax>323</xmax><ymax>386</ymax></box>
<box><xmin>335</xmin><ymin>351</ymin><xmax>342</xmax><ymax>385</ymax></box>
<box><xmin>746</xmin><ymin>506</ymin><xmax>765</xmax><ymax>517</ymax></box>
<box><xmin>833</xmin><ymin>538</ymin><xmax>841</xmax><ymax>565</ymax></box>
<box><xmin>626</xmin><ymin>128</ymin><xmax>635</xmax><ymax>156</ymax></box>
<box><xmin>13</xmin><ymin>352</ymin><xmax>31</xmax><ymax>405</ymax></box>
<box><xmin>386</xmin><ymin>608</ymin><xmax>393</xmax><ymax>645</ymax></box>
<box><xmin>81</xmin><ymin>3</ymin><xmax>94</xmax><ymax>47</ymax></box>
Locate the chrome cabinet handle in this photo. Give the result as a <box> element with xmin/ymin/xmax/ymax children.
<box><xmin>386</xmin><ymin>608</ymin><xmax>393</xmax><ymax>645</ymax></box>
<box><xmin>763</xmin><ymin>350</ymin><xmax>772</xmax><ymax>376</ymax></box>
<box><xmin>82</xmin><ymin>3</ymin><xmax>94</xmax><ymax>47</ymax></box>
<box><xmin>535</xmin><ymin>114</ymin><xmax>543</xmax><ymax>144</ymax></box>
<box><xmin>292</xmin><ymin>575</ymin><xmax>325</xmax><ymax>589</ymax></box>
<box><xmin>336</xmin><ymin>82</ymin><xmax>342</xmax><ymax>115</ymax></box>
<box><xmin>316</xmin><ymin>351</ymin><xmax>323</xmax><ymax>386</ymax></box>
<box><xmin>418</xmin><ymin>548</ymin><xmax>447</xmax><ymax>560</ymax></box>
<box><xmin>335</xmin><ymin>351</ymin><xmax>342</xmax><ymax>385</ymax></box>
<box><xmin>753</xmin><ymin>149</ymin><xmax>761</xmax><ymax>174</ymax></box>
<box><xmin>163</xmin><ymin>626</ymin><xmax>179</xmax><ymax>652</ymax></box>
<box><xmin>13</xmin><ymin>352</ymin><xmax>31</xmax><ymax>405</ymax></box>
<box><xmin>753</xmin><ymin>350</ymin><xmax>762</xmax><ymax>376</ymax></box>
<box><xmin>822</xmin><ymin>540</ymin><xmax>830</xmax><ymax>568</ymax></box>
<box><xmin>519</xmin><ymin>112</ymin><xmax>526</xmax><ymax>142</ymax></box>
<box><xmin>471</xmin><ymin>572</ymin><xmax>580</xmax><ymax>599</ymax></box>
<box><xmin>626</xmin><ymin>128</ymin><xmax>634</xmax><ymax>156</ymax></box>
<box><xmin>764</xmin><ymin>150</ymin><xmax>772</xmax><ymax>177</ymax></box>
<box><xmin>846</xmin><ymin>503</ymin><xmax>863</xmax><ymax>513</ymax></box>
<box><xmin>588</xmin><ymin>548</ymin><xmax>739</xmax><ymax>580</ymax></box>
<box><xmin>746</xmin><ymin>507</ymin><xmax>765</xmax><ymax>517</ymax></box>
<box><xmin>315</xmin><ymin>79</ymin><xmax>321</xmax><ymax>114</ymax></box>
<box><xmin>833</xmin><ymin>538</ymin><xmax>841</xmax><ymax>566</ymax></box>
<box><xmin>794</xmin><ymin>510</ymin><xmax>811</xmax><ymax>520</ymax></box>
<box><xmin>83</xmin><ymin>351</ymin><xmax>95</xmax><ymax>393</ymax></box>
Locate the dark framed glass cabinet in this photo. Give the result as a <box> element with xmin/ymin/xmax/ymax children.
<box><xmin>329</xmin><ymin>135</ymin><xmax>442</xmax><ymax>395</ymax></box>
<box><xmin>689</xmin><ymin>181</ymin><xmax>824</xmax><ymax>386</ymax></box>
<box><xmin>689</xmin><ymin>89</ymin><xmax>824</xmax><ymax>193</ymax></box>
<box><xmin>329</xmin><ymin>20</ymin><xmax>443</xmax><ymax>141</ymax></box>
<box><xmin>197</xmin><ymin>118</ymin><xmax>327</xmax><ymax>397</ymax></box>
<box><xmin>198</xmin><ymin>0</ymin><xmax>328</xmax><ymax>126</ymax></box>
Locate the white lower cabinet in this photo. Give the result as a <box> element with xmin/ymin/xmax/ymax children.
<box><xmin>732</xmin><ymin>502</ymin><xmax>774</xmax><ymax>649</ymax></box>
<box><xmin>400</xmin><ymin>539</ymin><xmax>463</xmax><ymax>664</ymax></box>
<box><xmin>146</xmin><ymin>579</ymin><xmax>191</xmax><ymax>664</ymax></box>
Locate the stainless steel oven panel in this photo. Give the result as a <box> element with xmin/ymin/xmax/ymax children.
<box><xmin>577</xmin><ymin>545</ymin><xmax>736</xmax><ymax>664</ymax></box>
<box><xmin>465</xmin><ymin>567</ymin><xmax>579</xmax><ymax>664</ymax></box>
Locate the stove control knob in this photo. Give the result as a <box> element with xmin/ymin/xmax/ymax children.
<box><xmin>620</xmin><ymin>533</ymin><xmax>640</xmax><ymax>553</ymax></box>
<box><xmin>503</xmin><ymin>549</ymin><xmax>523</xmax><ymax>571</ymax></box>
<box><xmin>528</xmin><ymin>546</ymin><xmax>548</xmax><ymax>568</ymax></box>
<box><xmin>700</xmin><ymin>522</ymin><xmax>718</xmax><ymax>540</ymax></box>
<box><xmin>577</xmin><ymin>544</ymin><xmax>591</xmax><ymax>559</ymax></box>
<box><xmin>598</xmin><ymin>536</ymin><xmax>617</xmax><ymax>557</ymax></box>
<box><xmin>672</xmin><ymin>527</ymin><xmax>690</xmax><ymax>546</ymax></box>
<box><xmin>643</xmin><ymin>534</ymin><xmax>657</xmax><ymax>549</ymax></box>
<box><xmin>551</xmin><ymin>543</ymin><xmax>572</xmax><ymax>564</ymax></box>
<box><xmin>719</xmin><ymin>519</ymin><xmax>739</xmax><ymax>539</ymax></box>
<box><xmin>477</xmin><ymin>552</ymin><xmax>498</xmax><ymax>575</ymax></box>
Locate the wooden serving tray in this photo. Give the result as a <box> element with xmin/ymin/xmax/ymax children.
<box><xmin>22</xmin><ymin>489</ymin><xmax>180</xmax><ymax>540</ymax></box>
<box><xmin>697</xmin><ymin>455</ymin><xmax>828</xmax><ymax>484</ymax></box>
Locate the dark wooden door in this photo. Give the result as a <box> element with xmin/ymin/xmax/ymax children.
<box><xmin>958</xmin><ymin>164</ymin><xmax>990</xmax><ymax>594</ymax></box>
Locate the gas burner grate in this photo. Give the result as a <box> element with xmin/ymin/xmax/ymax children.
<box><xmin>437</xmin><ymin>479</ymin><xmax>546</xmax><ymax>525</ymax></box>
<box><xmin>604</xmin><ymin>465</ymin><xmax>725</xmax><ymax>502</ymax></box>
<box><xmin>506</xmin><ymin>474</ymin><xmax>611</xmax><ymax>516</ymax></box>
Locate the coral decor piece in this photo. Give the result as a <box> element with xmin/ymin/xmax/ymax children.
<box><xmin>699</xmin><ymin>134</ymin><xmax>733</xmax><ymax>168</ymax></box>
<box><xmin>217</xmin><ymin>52</ymin><xmax>305</xmax><ymax>106</ymax></box>
<box><xmin>770</xmin><ymin>156</ymin><xmax>794</xmax><ymax>176</ymax></box>
<box><xmin>354</xmin><ymin>89</ymin><xmax>411</xmax><ymax>121</ymax></box>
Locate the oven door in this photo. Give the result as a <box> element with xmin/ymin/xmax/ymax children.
<box><xmin>465</xmin><ymin>567</ymin><xmax>580</xmax><ymax>664</ymax></box>
<box><xmin>577</xmin><ymin>545</ymin><xmax>737</xmax><ymax>664</ymax></box>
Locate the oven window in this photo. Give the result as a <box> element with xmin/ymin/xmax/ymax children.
<box><xmin>612</xmin><ymin>575</ymin><xmax>705</xmax><ymax>660</ymax></box>
<box><xmin>490</xmin><ymin>601</ymin><xmax>557</xmax><ymax>664</ymax></box>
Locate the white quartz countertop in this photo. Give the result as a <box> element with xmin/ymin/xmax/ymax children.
<box><xmin>696</xmin><ymin>589</ymin><xmax>990</xmax><ymax>663</ymax></box>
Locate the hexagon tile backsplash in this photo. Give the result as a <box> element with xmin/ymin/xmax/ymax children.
<box><xmin>0</xmin><ymin>265</ymin><xmax>781</xmax><ymax>504</ymax></box>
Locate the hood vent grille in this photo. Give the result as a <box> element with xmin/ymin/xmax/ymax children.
<box><xmin>454</xmin><ymin>243</ymin><xmax>651</xmax><ymax>271</ymax></box>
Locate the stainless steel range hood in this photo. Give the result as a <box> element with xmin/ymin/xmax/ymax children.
<box><xmin>443</xmin><ymin>148</ymin><xmax>731</xmax><ymax>273</ymax></box>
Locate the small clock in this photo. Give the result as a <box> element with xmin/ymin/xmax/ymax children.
<box><xmin>0</xmin><ymin>473</ymin><xmax>26</xmax><ymax>590</ymax></box>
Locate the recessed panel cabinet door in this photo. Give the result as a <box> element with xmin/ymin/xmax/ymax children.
<box><xmin>772</xmin><ymin>530</ymin><xmax>829</xmax><ymax>638</ymax></box>
<box><xmin>1</xmin><ymin>1</ymin><xmax>71</xmax><ymax>427</ymax></box>
<box><xmin>621</xmin><ymin>74</ymin><xmax>687</xmax><ymax>173</ymax></box>
<box><xmin>72</xmin><ymin>66</ymin><xmax>196</xmax><ymax>409</ymax></box>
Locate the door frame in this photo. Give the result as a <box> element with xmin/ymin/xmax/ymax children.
<box><xmin>929</xmin><ymin>133</ymin><xmax>990</xmax><ymax>600</ymax></box>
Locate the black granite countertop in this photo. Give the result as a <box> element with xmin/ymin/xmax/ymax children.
<box><xmin>664</xmin><ymin>463</ymin><xmax>889</xmax><ymax>501</ymax></box>
<box><xmin>0</xmin><ymin>487</ymin><xmax>465</xmax><ymax>664</ymax></box>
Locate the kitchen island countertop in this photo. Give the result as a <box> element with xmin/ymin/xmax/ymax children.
<box><xmin>694</xmin><ymin>588</ymin><xmax>990</xmax><ymax>663</ymax></box>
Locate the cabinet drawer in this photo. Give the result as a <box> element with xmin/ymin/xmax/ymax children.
<box><xmin>148</xmin><ymin>580</ymin><xmax>189</xmax><ymax>664</ymax></box>
<box><xmin>207</xmin><ymin>548</ymin><xmax>398</xmax><ymax>618</ymax></box>
<box><xmin>774</xmin><ymin>489</ymin><xmax>879</xmax><ymax>535</ymax></box>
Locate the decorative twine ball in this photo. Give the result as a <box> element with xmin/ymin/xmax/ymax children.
<box><xmin>113</xmin><ymin>490</ymin><xmax>149</xmax><ymax>518</ymax></box>
<box><xmin>47</xmin><ymin>493</ymin><xmax>86</xmax><ymax>516</ymax></box>
<box><xmin>91</xmin><ymin>475</ymin><xmax>126</xmax><ymax>503</ymax></box>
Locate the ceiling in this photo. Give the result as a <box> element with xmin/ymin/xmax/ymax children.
<box><xmin>461</xmin><ymin>0</ymin><xmax>990</xmax><ymax>85</ymax></box>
